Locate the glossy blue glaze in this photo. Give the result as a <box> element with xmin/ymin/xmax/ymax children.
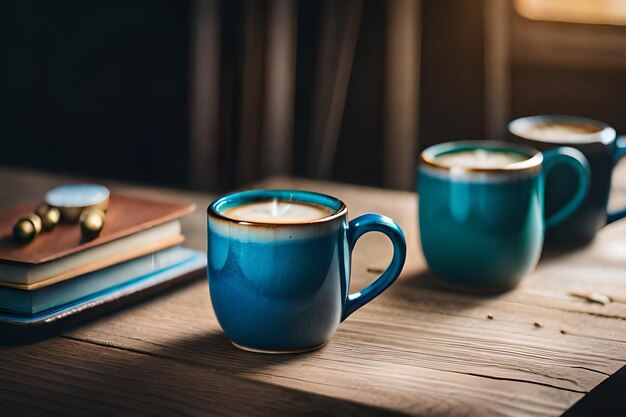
<box><xmin>418</xmin><ymin>141</ymin><xmax>590</xmax><ymax>289</ymax></box>
<box><xmin>510</xmin><ymin>115</ymin><xmax>626</xmax><ymax>244</ymax></box>
<box><xmin>207</xmin><ymin>190</ymin><xmax>406</xmax><ymax>352</ymax></box>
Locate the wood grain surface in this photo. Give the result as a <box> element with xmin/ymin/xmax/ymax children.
<box><xmin>0</xmin><ymin>166</ymin><xmax>625</xmax><ymax>416</ymax></box>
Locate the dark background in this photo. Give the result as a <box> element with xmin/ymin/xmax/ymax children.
<box><xmin>0</xmin><ymin>0</ymin><xmax>191</xmax><ymax>188</ymax></box>
<box><xmin>1</xmin><ymin>0</ymin><xmax>625</xmax><ymax>191</ymax></box>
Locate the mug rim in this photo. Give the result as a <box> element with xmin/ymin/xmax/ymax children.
<box><xmin>207</xmin><ymin>189</ymin><xmax>348</xmax><ymax>227</ymax></box>
<box><xmin>508</xmin><ymin>115</ymin><xmax>617</xmax><ymax>145</ymax></box>
<box><xmin>420</xmin><ymin>140</ymin><xmax>543</xmax><ymax>174</ymax></box>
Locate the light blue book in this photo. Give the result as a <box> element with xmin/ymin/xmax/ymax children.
<box><xmin>0</xmin><ymin>246</ymin><xmax>202</xmax><ymax>316</ymax></box>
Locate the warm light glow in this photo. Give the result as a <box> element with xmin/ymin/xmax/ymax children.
<box><xmin>515</xmin><ymin>0</ymin><xmax>626</xmax><ymax>25</ymax></box>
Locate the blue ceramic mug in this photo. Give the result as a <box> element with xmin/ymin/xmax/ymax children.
<box><xmin>509</xmin><ymin>115</ymin><xmax>626</xmax><ymax>245</ymax></box>
<box><xmin>207</xmin><ymin>190</ymin><xmax>406</xmax><ymax>353</ymax></box>
<box><xmin>418</xmin><ymin>141</ymin><xmax>590</xmax><ymax>290</ymax></box>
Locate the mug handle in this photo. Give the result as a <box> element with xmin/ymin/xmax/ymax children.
<box><xmin>543</xmin><ymin>147</ymin><xmax>591</xmax><ymax>229</ymax></box>
<box><xmin>341</xmin><ymin>213</ymin><xmax>406</xmax><ymax>321</ymax></box>
<box><xmin>607</xmin><ymin>136</ymin><xmax>626</xmax><ymax>224</ymax></box>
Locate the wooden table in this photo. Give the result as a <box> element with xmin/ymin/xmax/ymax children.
<box><xmin>1</xmin><ymin>167</ymin><xmax>625</xmax><ymax>416</ymax></box>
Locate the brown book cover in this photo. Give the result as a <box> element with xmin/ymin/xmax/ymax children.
<box><xmin>0</xmin><ymin>194</ymin><xmax>195</xmax><ymax>265</ymax></box>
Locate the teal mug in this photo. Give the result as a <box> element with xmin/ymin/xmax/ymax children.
<box><xmin>207</xmin><ymin>190</ymin><xmax>407</xmax><ymax>353</ymax></box>
<box><xmin>418</xmin><ymin>141</ymin><xmax>590</xmax><ymax>290</ymax></box>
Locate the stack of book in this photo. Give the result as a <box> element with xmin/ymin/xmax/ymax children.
<box><xmin>0</xmin><ymin>194</ymin><xmax>205</xmax><ymax>327</ymax></box>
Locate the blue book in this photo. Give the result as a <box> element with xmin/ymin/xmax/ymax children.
<box><xmin>0</xmin><ymin>246</ymin><xmax>202</xmax><ymax>316</ymax></box>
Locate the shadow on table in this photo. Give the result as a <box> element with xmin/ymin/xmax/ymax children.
<box><xmin>2</xmin><ymin>324</ymin><xmax>413</xmax><ymax>416</ymax></box>
<box><xmin>396</xmin><ymin>236</ymin><xmax>595</xmax><ymax>300</ymax></box>
<box><xmin>1</xmin><ymin>302</ymin><xmax>413</xmax><ymax>416</ymax></box>
<box><xmin>0</xmin><ymin>272</ymin><xmax>416</xmax><ymax>416</ymax></box>
<box><xmin>395</xmin><ymin>268</ymin><xmax>509</xmax><ymax>297</ymax></box>
<box><xmin>561</xmin><ymin>363</ymin><xmax>626</xmax><ymax>417</ymax></box>
<box><xmin>539</xmin><ymin>240</ymin><xmax>591</xmax><ymax>263</ymax></box>
<box><xmin>1</xmin><ymin>332</ymin><xmax>411</xmax><ymax>416</ymax></box>
<box><xmin>379</xmin><ymin>268</ymin><xmax>510</xmax><ymax>323</ymax></box>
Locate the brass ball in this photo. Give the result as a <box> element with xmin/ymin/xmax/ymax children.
<box><xmin>42</xmin><ymin>207</ymin><xmax>61</xmax><ymax>231</ymax></box>
<box><xmin>24</xmin><ymin>213</ymin><xmax>43</xmax><ymax>234</ymax></box>
<box><xmin>36</xmin><ymin>204</ymin><xmax>61</xmax><ymax>231</ymax></box>
<box><xmin>13</xmin><ymin>218</ymin><xmax>36</xmax><ymax>243</ymax></box>
<box><xmin>80</xmin><ymin>209</ymin><xmax>105</xmax><ymax>240</ymax></box>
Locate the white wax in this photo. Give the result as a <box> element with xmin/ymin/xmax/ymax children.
<box><xmin>434</xmin><ymin>149</ymin><xmax>527</xmax><ymax>169</ymax></box>
<box><xmin>223</xmin><ymin>200</ymin><xmax>333</xmax><ymax>223</ymax></box>
<box><xmin>522</xmin><ymin>123</ymin><xmax>600</xmax><ymax>142</ymax></box>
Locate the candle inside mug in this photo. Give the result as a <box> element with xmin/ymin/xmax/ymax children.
<box><xmin>222</xmin><ymin>199</ymin><xmax>334</xmax><ymax>223</ymax></box>
<box><xmin>434</xmin><ymin>149</ymin><xmax>527</xmax><ymax>169</ymax></box>
<box><xmin>521</xmin><ymin>122</ymin><xmax>601</xmax><ymax>143</ymax></box>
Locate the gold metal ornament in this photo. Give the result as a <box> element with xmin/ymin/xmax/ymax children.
<box><xmin>13</xmin><ymin>213</ymin><xmax>43</xmax><ymax>244</ymax></box>
<box><xmin>80</xmin><ymin>208</ymin><xmax>106</xmax><ymax>240</ymax></box>
<box><xmin>35</xmin><ymin>204</ymin><xmax>61</xmax><ymax>231</ymax></box>
<box><xmin>12</xmin><ymin>185</ymin><xmax>110</xmax><ymax>245</ymax></box>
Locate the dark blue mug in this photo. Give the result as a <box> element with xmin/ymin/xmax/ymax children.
<box><xmin>207</xmin><ymin>190</ymin><xmax>406</xmax><ymax>353</ymax></box>
<box><xmin>418</xmin><ymin>141</ymin><xmax>590</xmax><ymax>290</ymax></box>
<box><xmin>509</xmin><ymin>115</ymin><xmax>626</xmax><ymax>245</ymax></box>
